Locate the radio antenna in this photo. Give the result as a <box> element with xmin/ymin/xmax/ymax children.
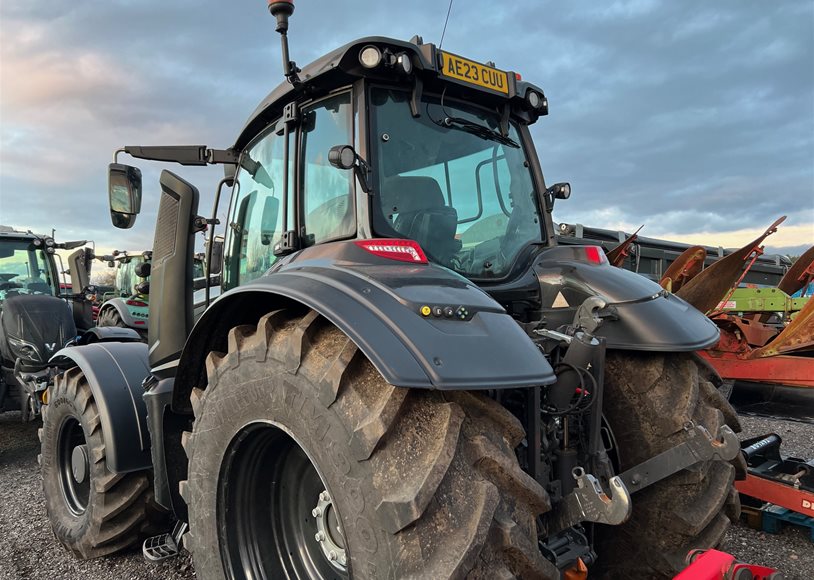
<box><xmin>438</xmin><ymin>0</ymin><xmax>454</xmax><ymax>50</ymax></box>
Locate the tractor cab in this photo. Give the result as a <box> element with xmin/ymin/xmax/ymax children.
<box><xmin>220</xmin><ymin>34</ymin><xmax>558</xmax><ymax>292</ymax></box>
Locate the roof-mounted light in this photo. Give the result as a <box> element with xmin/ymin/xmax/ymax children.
<box><xmin>397</xmin><ymin>53</ymin><xmax>413</xmax><ymax>74</ymax></box>
<box><xmin>355</xmin><ymin>239</ymin><xmax>428</xmax><ymax>264</ymax></box>
<box><xmin>359</xmin><ymin>46</ymin><xmax>382</xmax><ymax>69</ymax></box>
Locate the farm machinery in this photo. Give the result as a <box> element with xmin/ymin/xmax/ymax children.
<box><xmin>95</xmin><ymin>250</ymin><xmax>153</xmax><ymax>339</ymax></box>
<box><xmin>0</xmin><ymin>226</ymin><xmax>136</xmax><ymax>420</ymax></box>
<box><xmin>663</xmin><ymin>221</ymin><xmax>814</xmax><ymax>409</ymax></box>
<box><xmin>36</xmin><ymin>3</ymin><xmax>745</xmax><ymax>579</ymax></box>
<box><xmin>563</xmin><ymin>218</ymin><xmax>813</xmax><ymax>409</ymax></box>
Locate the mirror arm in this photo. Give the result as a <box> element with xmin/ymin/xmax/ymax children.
<box><xmin>119</xmin><ymin>146</ymin><xmax>239</xmax><ymax>166</ymax></box>
<box><xmin>355</xmin><ymin>158</ymin><xmax>372</xmax><ymax>194</ymax></box>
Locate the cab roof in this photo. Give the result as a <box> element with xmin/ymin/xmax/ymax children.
<box><xmin>0</xmin><ymin>225</ymin><xmax>39</xmax><ymax>240</ymax></box>
<box><xmin>234</xmin><ymin>36</ymin><xmax>548</xmax><ymax>151</ymax></box>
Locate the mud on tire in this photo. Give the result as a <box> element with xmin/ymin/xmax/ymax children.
<box><xmin>39</xmin><ymin>367</ymin><xmax>164</xmax><ymax>559</ymax></box>
<box><xmin>181</xmin><ymin>309</ymin><xmax>559</xmax><ymax>580</ymax></box>
<box><xmin>594</xmin><ymin>351</ymin><xmax>743</xmax><ymax>579</ymax></box>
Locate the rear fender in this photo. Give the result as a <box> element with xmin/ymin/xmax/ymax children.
<box><xmin>99</xmin><ymin>298</ymin><xmax>147</xmax><ymax>331</ymax></box>
<box><xmin>534</xmin><ymin>246</ymin><xmax>720</xmax><ymax>351</ymax></box>
<box><xmin>173</xmin><ymin>243</ymin><xmax>556</xmax><ymax>413</ymax></box>
<box><xmin>50</xmin><ymin>342</ymin><xmax>152</xmax><ymax>473</ymax></box>
<box><xmin>76</xmin><ymin>326</ymin><xmax>142</xmax><ymax>344</ymax></box>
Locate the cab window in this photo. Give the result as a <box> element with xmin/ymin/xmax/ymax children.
<box><xmin>224</xmin><ymin>122</ymin><xmax>288</xmax><ymax>289</ymax></box>
<box><xmin>301</xmin><ymin>92</ymin><xmax>355</xmax><ymax>245</ymax></box>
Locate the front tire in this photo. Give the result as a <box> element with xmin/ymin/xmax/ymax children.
<box><xmin>182</xmin><ymin>309</ymin><xmax>558</xmax><ymax>580</ymax></box>
<box><xmin>39</xmin><ymin>367</ymin><xmax>163</xmax><ymax>558</ymax></box>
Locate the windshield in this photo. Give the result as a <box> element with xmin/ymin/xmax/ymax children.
<box><xmin>0</xmin><ymin>239</ymin><xmax>58</xmax><ymax>304</ymax></box>
<box><xmin>371</xmin><ymin>88</ymin><xmax>543</xmax><ymax>279</ymax></box>
<box><xmin>115</xmin><ymin>257</ymin><xmax>146</xmax><ymax>296</ymax></box>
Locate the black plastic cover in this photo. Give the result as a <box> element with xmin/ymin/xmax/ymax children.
<box><xmin>148</xmin><ymin>170</ymin><xmax>199</xmax><ymax>372</ymax></box>
<box><xmin>50</xmin><ymin>342</ymin><xmax>152</xmax><ymax>473</ymax></box>
<box><xmin>533</xmin><ymin>246</ymin><xmax>720</xmax><ymax>351</ymax></box>
<box><xmin>1</xmin><ymin>295</ymin><xmax>76</xmax><ymax>367</ymax></box>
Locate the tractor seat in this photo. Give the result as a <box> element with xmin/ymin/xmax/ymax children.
<box><xmin>381</xmin><ymin>176</ymin><xmax>461</xmax><ymax>262</ymax></box>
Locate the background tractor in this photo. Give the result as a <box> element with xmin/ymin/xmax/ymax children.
<box><xmin>0</xmin><ymin>226</ymin><xmax>103</xmax><ymax>420</ymax></box>
<box><xmin>95</xmin><ymin>250</ymin><xmax>208</xmax><ymax>341</ymax></box>
<box><xmin>95</xmin><ymin>250</ymin><xmax>153</xmax><ymax>340</ymax></box>
<box><xmin>38</xmin><ymin>3</ymin><xmax>744</xmax><ymax>578</ymax></box>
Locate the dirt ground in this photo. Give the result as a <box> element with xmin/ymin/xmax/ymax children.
<box><xmin>1</xmin><ymin>410</ymin><xmax>811</xmax><ymax>579</ymax></box>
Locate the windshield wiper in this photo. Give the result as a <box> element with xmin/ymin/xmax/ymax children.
<box><xmin>442</xmin><ymin>116</ymin><xmax>520</xmax><ymax>148</ymax></box>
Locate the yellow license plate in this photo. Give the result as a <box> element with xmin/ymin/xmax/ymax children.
<box><xmin>439</xmin><ymin>50</ymin><xmax>509</xmax><ymax>95</ymax></box>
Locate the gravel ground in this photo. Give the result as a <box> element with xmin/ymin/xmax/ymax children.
<box><xmin>721</xmin><ymin>415</ymin><xmax>814</xmax><ymax>580</ymax></box>
<box><xmin>0</xmin><ymin>411</ymin><xmax>193</xmax><ymax>580</ymax></box>
<box><xmin>1</xmin><ymin>410</ymin><xmax>812</xmax><ymax>579</ymax></box>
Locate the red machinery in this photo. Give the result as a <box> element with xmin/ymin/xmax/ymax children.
<box><xmin>659</xmin><ymin>219</ymin><xmax>814</xmax><ymax>400</ymax></box>
<box><xmin>673</xmin><ymin>550</ymin><xmax>780</xmax><ymax>580</ymax></box>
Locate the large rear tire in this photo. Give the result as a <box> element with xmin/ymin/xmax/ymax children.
<box><xmin>182</xmin><ymin>309</ymin><xmax>558</xmax><ymax>580</ymax></box>
<box><xmin>39</xmin><ymin>367</ymin><xmax>164</xmax><ymax>558</ymax></box>
<box><xmin>594</xmin><ymin>352</ymin><xmax>743</xmax><ymax>578</ymax></box>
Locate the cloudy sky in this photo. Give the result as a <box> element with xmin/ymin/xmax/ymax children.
<box><xmin>1</xmin><ymin>0</ymin><xmax>812</xmax><ymax>256</ymax></box>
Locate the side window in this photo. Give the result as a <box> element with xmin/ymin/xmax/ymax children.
<box><xmin>224</xmin><ymin>123</ymin><xmax>287</xmax><ymax>290</ymax></box>
<box><xmin>301</xmin><ymin>93</ymin><xmax>355</xmax><ymax>245</ymax></box>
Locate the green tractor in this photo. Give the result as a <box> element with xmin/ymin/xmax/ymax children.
<box><xmin>96</xmin><ymin>250</ymin><xmax>152</xmax><ymax>339</ymax></box>
<box><xmin>38</xmin><ymin>3</ymin><xmax>743</xmax><ymax>578</ymax></box>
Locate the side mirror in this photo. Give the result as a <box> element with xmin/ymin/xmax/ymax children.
<box><xmin>209</xmin><ymin>238</ymin><xmax>224</xmax><ymax>275</ymax></box>
<box><xmin>328</xmin><ymin>144</ymin><xmax>371</xmax><ymax>192</ymax></box>
<box><xmin>134</xmin><ymin>262</ymin><xmax>151</xmax><ymax>278</ymax></box>
<box><xmin>543</xmin><ymin>182</ymin><xmax>571</xmax><ymax>213</ymax></box>
<box><xmin>550</xmin><ymin>182</ymin><xmax>571</xmax><ymax>200</ymax></box>
<box><xmin>58</xmin><ymin>240</ymin><xmax>88</xmax><ymax>250</ymax></box>
<box><xmin>108</xmin><ymin>163</ymin><xmax>143</xmax><ymax>229</ymax></box>
<box><xmin>328</xmin><ymin>145</ymin><xmax>357</xmax><ymax>170</ymax></box>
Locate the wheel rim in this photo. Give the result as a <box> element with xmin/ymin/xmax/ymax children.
<box><xmin>219</xmin><ymin>423</ymin><xmax>350</xmax><ymax>580</ymax></box>
<box><xmin>57</xmin><ymin>417</ymin><xmax>90</xmax><ymax>516</ymax></box>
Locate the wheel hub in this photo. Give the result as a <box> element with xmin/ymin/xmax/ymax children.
<box><xmin>71</xmin><ymin>444</ymin><xmax>89</xmax><ymax>483</ymax></box>
<box><xmin>312</xmin><ymin>490</ymin><xmax>347</xmax><ymax>570</ymax></box>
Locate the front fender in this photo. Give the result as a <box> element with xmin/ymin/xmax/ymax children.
<box><xmin>50</xmin><ymin>342</ymin><xmax>151</xmax><ymax>473</ymax></box>
<box><xmin>174</xmin><ymin>250</ymin><xmax>556</xmax><ymax>413</ymax></box>
<box><xmin>534</xmin><ymin>246</ymin><xmax>720</xmax><ymax>351</ymax></box>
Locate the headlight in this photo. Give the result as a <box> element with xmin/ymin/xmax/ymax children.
<box><xmin>359</xmin><ymin>45</ymin><xmax>382</xmax><ymax>68</ymax></box>
<box><xmin>7</xmin><ymin>336</ymin><xmax>42</xmax><ymax>362</ymax></box>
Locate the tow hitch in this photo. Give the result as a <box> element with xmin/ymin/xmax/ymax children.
<box><xmin>549</xmin><ymin>422</ymin><xmax>740</xmax><ymax>532</ymax></box>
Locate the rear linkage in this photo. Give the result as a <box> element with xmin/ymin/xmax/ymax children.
<box><xmin>531</xmin><ymin>296</ymin><xmax>740</xmax><ymax>563</ymax></box>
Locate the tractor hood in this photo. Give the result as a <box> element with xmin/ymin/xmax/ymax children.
<box><xmin>532</xmin><ymin>246</ymin><xmax>720</xmax><ymax>351</ymax></box>
<box><xmin>1</xmin><ymin>294</ymin><xmax>76</xmax><ymax>369</ymax></box>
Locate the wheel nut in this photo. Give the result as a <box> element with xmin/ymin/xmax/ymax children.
<box><xmin>339</xmin><ymin>553</ymin><xmax>347</xmax><ymax>566</ymax></box>
<box><xmin>320</xmin><ymin>491</ymin><xmax>330</xmax><ymax>502</ymax></box>
<box><xmin>312</xmin><ymin>507</ymin><xmax>322</xmax><ymax>517</ymax></box>
<box><xmin>315</xmin><ymin>532</ymin><xmax>325</xmax><ymax>542</ymax></box>
<box><xmin>328</xmin><ymin>550</ymin><xmax>337</xmax><ymax>561</ymax></box>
